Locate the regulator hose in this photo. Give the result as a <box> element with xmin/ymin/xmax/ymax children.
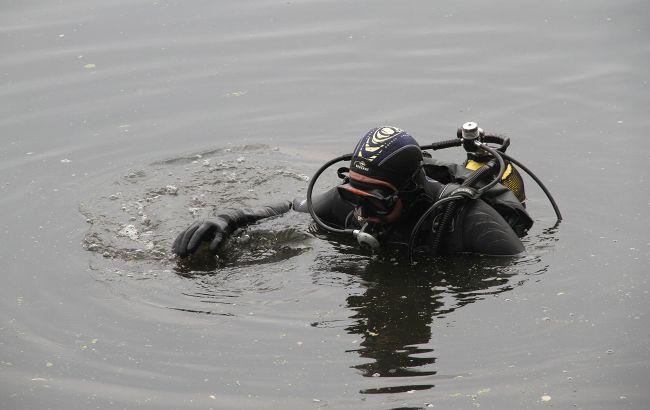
<box><xmin>420</xmin><ymin>138</ymin><xmax>462</xmax><ymax>151</ymax></box>
<box><xmin>410</xmin><ymin>142</ymin><xmax>507</xmax><ymax>262</ymax></box>
<box><xmin>306</xmin><ymin>153</ymin><xmax>354</xmax><ymax>234</ymax></box>
<box><xmin>498</xmin><ymin>151</ymin><xmax>563</xmax><ymax>221</ymax></box>
<box><xmin>428</xmin><ymin>200</ymin><xmax>458</xmax><ymax>257</ymax></box>
<box><xmin>408</xmin><ymin>196</ymin><xmax>463</xmax><ymax>263</ymax></box>
<box><xmin>472</xmin><ymin>142</ymin><xmax>506</xmax><ymax>194</ymax></box>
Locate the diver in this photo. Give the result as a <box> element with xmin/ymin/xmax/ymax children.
<box><xmin>173</xmin><ymin>124</ymin><xmax>561</xmax><ymax>261</ymax></box>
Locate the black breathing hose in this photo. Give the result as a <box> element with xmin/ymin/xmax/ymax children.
<box><xmin>409</xmin><ymin>144</ymin><xmax>507</xmax><ymax>262</ymax></box>
<box><xmin>408</xmin><ymin>196</ymin><xmax>463</xmax><ymax>263</ymax></box>
<box><xmin>498</xmin><ymin>151</ymin><xmax>563</xmax><ymax>221</ymax></box>
<box><xmin>306</xmin><ymin>153</ymin><xmax>354</xmax><ymax>234</ymax></box>
<box><xmin>426</xmin><ymin>157</ymin><xmax>497</xmax><ymax>257</ymax></box>
<box><xmin>420</xmin><ymin>138</ymin><xmax>462</xmax><ymax>151</ymax></box>
<box><xmin>428</xmin><ymin>200</ymin><xmax>457</xmax><ymax>258</ymax></box>
<box><xmin>472</xmin><ymin>142</ymin><xmax>506</xmax><ymax>194</ymax></box>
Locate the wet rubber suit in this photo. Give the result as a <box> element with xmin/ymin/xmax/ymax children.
<box><xmin>173</xmin><ymin>124</ymin><xmax>535</xmax><ymax>258</ymax></box>
<box><xmin>172</xmin><ymin>157</ymin><xmax>533</xmax><ymax>258</ymax></box>
<box><xmin>292</xmin><ymin>156</ymin><xmax>533</xmax><ymax>256</ymax></box>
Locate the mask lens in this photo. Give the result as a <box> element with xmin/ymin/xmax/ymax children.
<box><xmin>337</xmin><ymin>185</ymin><xmax>362</xmax><ymax>206</ymax></box>
<box><xmin>338</xmin><ymin>185</ymin><xmax>396</xmax><ymax>216</ymax></box>
<box><xmin>365</xmin><ymin>195</ymin><xmax>393</xmax><ymax>214</ymax></box>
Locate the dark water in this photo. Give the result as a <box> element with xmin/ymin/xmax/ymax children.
<box><xmin>2</xmin><ymin>0</ymin><xmax>649</xmax><ymax>408</ymax></box>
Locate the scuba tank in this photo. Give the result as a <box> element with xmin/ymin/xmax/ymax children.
<box><xmin>459</xmin><ymin>122</ymin><xmax>526</xmax><ymax>203</ymax></box>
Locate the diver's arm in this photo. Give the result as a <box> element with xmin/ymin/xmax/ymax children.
<box><xmin>292</xmin><ymin>187</ymin><xmax>355</xmax><ymax>229</ymax></box>
<box><xmin>173</xmin><ymin>201</ymin><xmax>291</xmax><ymax>257</ymax></box>
<box><xmin>445</xmin><ymin>199</ymin><xmax>525</xmax><ymax>255</ymax></box>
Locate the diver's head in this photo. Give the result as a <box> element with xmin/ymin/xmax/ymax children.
<box><xmin>338</xmin><ymin>126</ymin><xmax>424</xmax><ymax>223</ymax></box>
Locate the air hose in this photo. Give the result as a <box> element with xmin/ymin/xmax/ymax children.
<box><xmin>420</xmin><ymin>138</ymin><xmax>462</xmax><ymax>151</ymax></box>
<box><xmin>410</xmin><ymin>145</ymin><xmax>507</xmax><ymax>262</ymax></box>
<box><xmin>306</xmin><ymin>153</ymin><xmax>353</xmax><ymax>234</ymax></box>
<box><xmin>428</xmin><ymin>157</ymin><xmax>500</xmax><ymax>257</ymax></box>
<box><xmin>498</xmin><ymin>152</ymin><xmax>563</xmax><ymax>221</ymax></box>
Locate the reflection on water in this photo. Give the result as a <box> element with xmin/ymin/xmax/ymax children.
<box><xmin>316</xmin><ymin>253</ymin><xmax>548</xmax><ymax>395</ymax></box>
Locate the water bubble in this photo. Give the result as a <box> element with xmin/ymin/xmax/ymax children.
<box><xmin>118</xmin><ymin>225</ymin><xmax>138</xmax><ymax>241</ymax></box>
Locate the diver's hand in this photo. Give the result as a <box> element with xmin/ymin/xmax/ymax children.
<box><xmin>172</xmin><ymin>219</ymin><xmax>229</xmax><ymax>258</ymax></box>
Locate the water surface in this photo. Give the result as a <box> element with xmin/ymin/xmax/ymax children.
<box><xmin>1</xmin><ymin>0</ymin><xmax>649</xmax><ymax>408</ymax></box>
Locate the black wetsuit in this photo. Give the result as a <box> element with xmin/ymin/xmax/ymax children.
<box><xmin>292</xmin><ymin>158</ymin><xmax>533</xmax><ymax>256</ymax></box>
<box><xmin>173</xmin><ymin>159</ymin><xmax>533</xmax><ymax>258</ymax></box>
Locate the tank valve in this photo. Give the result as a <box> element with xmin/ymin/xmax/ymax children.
<box><xmin>460</xmin><ymin>121</ymin><xmax>484</xmax><ymax>153</ymax></box>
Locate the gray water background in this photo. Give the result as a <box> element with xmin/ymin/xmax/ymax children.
<box><xmin>1</xmin><ymin>0</ymin><xmax>649</xmax><ymax>408</ymax></box>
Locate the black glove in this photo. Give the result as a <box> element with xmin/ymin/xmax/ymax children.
<box><xmin>172</xmin><ymin>218</ymin><xmax>230</xmax><ymax>258</ymax></box>
<box><xmin>173</xmin><ymin>202</ymin><xmax>292</xmax><ymax>258</ymax></box>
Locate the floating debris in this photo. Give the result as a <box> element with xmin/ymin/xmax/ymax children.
<box><xmin>83</xmin><ymin>63</ymin><xmax>96</xmax><ymax>69</ymax></box>
<box><xmin>541</xmin><ymin>394</ymin><xmax>551</xmax><ymax>402</ymax></box>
